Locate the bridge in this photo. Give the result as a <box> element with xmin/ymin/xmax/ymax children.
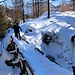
<box><xmin>2</xmin><ymin>36</ymin><xmax>72</xmax><ymax>75</ymax></box>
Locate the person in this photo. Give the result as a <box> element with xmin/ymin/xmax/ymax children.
<box><xmin>12</xmin><ymin>22</ymin><xmax>22</xmax><ymax>40</ymax></box>
<box><xmin>72</xmin><ymin>66</ymin><xmax>75</xmax><ymax>75</ymax></box>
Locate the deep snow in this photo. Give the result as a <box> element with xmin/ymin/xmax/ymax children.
<box><xmin>0</xmin><ymin>11</ymin><xmax>75</xmax><ymax>75</ymax></box>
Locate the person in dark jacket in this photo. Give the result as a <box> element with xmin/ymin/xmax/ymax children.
<box><xmin>72</xmin><ymin>66</ymin><xmax>75</xmax><ymax>75</ymax></box>
<box><xmin>13</xmin><ymin>22</ymin><xmax>22</xmax><ymax>40</ymax></box>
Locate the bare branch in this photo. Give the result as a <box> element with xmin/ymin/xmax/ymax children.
<box><xmin>0</xmin><ymin>0</ymin><xmax>6</xmax><ymax>3</ymax></box>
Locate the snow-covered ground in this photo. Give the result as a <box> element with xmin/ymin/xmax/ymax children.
<box><xmin>0</xmin><ymin>11</ymin><xmax>75</xmax><ymax>75</ymax></box>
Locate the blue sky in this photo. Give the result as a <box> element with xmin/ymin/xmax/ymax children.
<box><xmin>0</xmin><ymin>0</ymin><xmax>71</xmax><ymax>7</ymax></box>
<box><xmin>51</xmin><ymin>0</ymin><xmax>71</xmax><ymax>6</ymax></box>
<box><xmin>0</xmin><ymin>0</ymin><xmax>3</xmax><ymax>1</ymax></box>
<box><xmin>0</xmin><ymin>0</ymin><xmax>28</xmax><ymax>7</ymax></box>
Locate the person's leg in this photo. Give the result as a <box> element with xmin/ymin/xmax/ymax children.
<box><xmin>18</xmin><ymin>32</ymin><xmax>21</xmax><ymax>40</ymax></box>
<box><xmin>16</xmin><ymin>35</ymin><xmax>18</xmax><ymax>39</ymax></box>
<box><xmin>15</xmin><ymin>32</ymin><xmax>18</xmax><ymax>39</ymax></box>
<box><xmin>72</xmin><ymin>66</ymin><xmax>75</xmax><ymax>75</ymax></box>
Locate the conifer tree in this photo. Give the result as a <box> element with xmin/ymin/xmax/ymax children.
<box><xmin>0</xmin><ymin>10</ymin><xmax>8</xmax><ymax>37</ymax></box>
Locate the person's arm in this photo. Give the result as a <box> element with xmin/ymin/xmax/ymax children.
<box><xmin>19</xmin><ymin>26</ymin><xmax>22</xmax><ymax>31</ymax></box>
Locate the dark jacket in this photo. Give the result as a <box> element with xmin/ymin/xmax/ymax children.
<box><xmin>72</xmin><ymin>66</ymin><xmax>75</xmax><ymax>75</ymax></box>
<box><xmin>13</xmin><ymin>25</ymin><xmax>22</xmax><ymax>33</ymax></box>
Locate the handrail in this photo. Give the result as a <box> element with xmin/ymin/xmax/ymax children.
<box><xmin>25</xmin><ymin>60</ymin><xmax>34</xmax><ymax>75</ymax></box>
<box><xmin>6</xmin><ymin>37</ymin><xmax>34</xmax><ymax>75</ymax></box>
<box><xmin>35</xmin><ymin>47</ymin><xmax>62</xmax><ymax>67</ymax></box>
<box><xmin>35</xmin><ymin>48</ymin><xmax>44</xmax><ymax>55</ymax></box>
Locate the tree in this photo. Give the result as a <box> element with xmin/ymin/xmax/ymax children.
<box><xmin>32</xmin><ymin>0</ymin><xmax>35</xmax><ymax>18</ymax></box>
<box><xmin>0</xmin><ymin>10</ymin><xmax>8</xmax><ymax>37</ymax></box>
<box><xmin>71</xmin><ymin>0</ymin><xmax>75</xmax><ymax>11</ymax></box>
<box><xmin>31</xmin><ymin>0</ymin><xmax>48</xmax><ymax>18</ymax></box>
<box><xmin>11</xmin><ymin>0</ymin><xmax>25</xmax><ymax>23</ymax></box>
<box><xmin>0</xmin><ymin>0</ymin><xmax>6</xmax><ymax>3</ymax></box>
<box><xmin>22</xmin><ymin>0</ymin><xmax>25</xmax><ymax>22</ymax></box>
<box><xmin>47</xmin><ymin>0</ymin><xmax>56</xmax><ymax>18</ymax></box>
<box><xmin>48</xmin><ymin>0</ymin><xmax>50</xmax><ymax>18</ymax></box>
<box><xmin>29</xmin><ymin>0</ymin><xmax>39</xmax><ymax>18</ymax></box>
<box><xmin>37</xmin><ymin>0</ymin><xmax>39</xmax><ymax>17</ymax></box>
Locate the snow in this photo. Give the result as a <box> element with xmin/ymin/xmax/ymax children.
<box><xmin>0</xmin><ymin>11</ymin><xmax>75</xmax><ymax>75</ymax></box>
